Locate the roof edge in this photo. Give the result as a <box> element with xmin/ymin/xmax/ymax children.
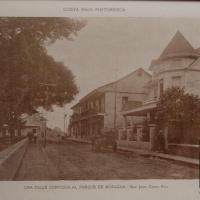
<box><xmin>71</xmin><ymin>68</ymin><xmax>151</xmax><ymax>109</ymax></box>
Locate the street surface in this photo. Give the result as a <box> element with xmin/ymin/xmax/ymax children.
<box><xmin>15</xmin><ymin>140</ymin><xmax>198</xmax><ymax>180</ymax></box>
<box><xmin>15</xmin><ymin>142</ymin><xmax>58</xmax><ymax>180</ymax></box>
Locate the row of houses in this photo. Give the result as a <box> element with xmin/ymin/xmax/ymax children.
<box><xmin>68</xmin><ymin>31</ymin><xmax>200</xmax><ymax>156</ymax></box>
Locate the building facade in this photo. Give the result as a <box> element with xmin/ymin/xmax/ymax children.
<box><xmin>120</xmin><ymin>31</ymin><xmax>200</xmax><ymax>151</ymax></box>
<box><xmin>69</xmin><ymin>68</ymin><xmax>151</xmax><ymax>139</ymax></box>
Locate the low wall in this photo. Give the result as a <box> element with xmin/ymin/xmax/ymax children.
<box><xmin>0</xmin><ymin>138</ymin><xmax>28</xmax><ymax>180</ymax></box>
<box><xmin>117</xmin><ymin>140</ymin><xmax>150</xmax><ymax>150</ymax></box>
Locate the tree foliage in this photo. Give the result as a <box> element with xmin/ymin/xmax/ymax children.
<box><xmin>0</xmin><ymin>17</ymin><xmax>86</xmax><ymax>127</ymax></box>
<box><xmin>155</xmin><ymin>87</ymin><xmax>200</xmax><ymax>128</ymax></box>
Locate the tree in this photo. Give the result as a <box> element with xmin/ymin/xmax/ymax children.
<box><xmin>0</xmin><ymin>17</ymin><xmax>86</xmax><ymax>136</ymax></box>
<box><xmin>155</xmin><ymin>87</ymin><xmax>200</xmax><ymax>142</ymax></box>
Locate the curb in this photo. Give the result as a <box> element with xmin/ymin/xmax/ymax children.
<box><xmin>66</xmin><ymin>138</ymin><xmax>199</xmax><ymax>167</ymax></box>
<box><xmin>118</xmin><ymin>147</ymin><xmax>199</xmax><ymax>168</ymax></box>
<box><xmin>13</xmin><ymin>140</ymin><xmax>29</xmax><ymax>180</ymax></box>
<box><xmin>147</xmin><ymin>153</ymin><xmax>199</xmax><ymax>168</ymax></box>
<box><xmin>0</xmin><ymin>138</ymin><xmax>28</xmax><ymax>180</ymax></box>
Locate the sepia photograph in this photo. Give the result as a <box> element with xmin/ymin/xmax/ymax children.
<box><xmin>0</xmin><ymin>16</ymin><xmax>199</xmax><ymax>182</ymax></box>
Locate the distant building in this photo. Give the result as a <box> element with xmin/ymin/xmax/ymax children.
<box><xmin>21</xmin><ymin>113</ymin><xmax>47</xmax><ymax>137</ymax></box>
<box><xmin>0</xmin><ymin>113</ymin><xmax>47</xmax><ymax>140</ymax></box>
<box><xmin>69</xmin><ymin>68</ymin><xmax>151</xmax><ymax>139</ymax></box>
<box><xmin>120</xmin><ymin>31</ymin><xmax>200</xmax><ymax>151</ymax></box>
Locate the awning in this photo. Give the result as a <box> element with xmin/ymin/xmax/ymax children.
<box><xmin>79</xmin><ymin>113</ymin><xmax>105</xmax><ymax>121</ymax></box>
<box><xmin>122</xmin><ymin>103</ymin><xmax>157</xmax><ymax>116</ymax></box>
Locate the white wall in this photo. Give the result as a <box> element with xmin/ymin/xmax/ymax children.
<box><xmin>104</xmin><ymin>91</ymin><xmax>147</xmax><ymax>129</ymax></box>
<box><xmin>185</xmin><ymin>70</ymin><xmax>200</xmax><ymax>96</ymax></box>
<box><xmin>152</xmin><ymin>57</ymin><xmax>195</xmax><ymax>75</ymax></box>
<box><xmin>104</xmin><ymin>92</ymin><xmax>115</xmax><ymax>129</ymax></box>
<box><xmin>150</xmin><ymin>56</ymin><xmax>200</xmax><ymax>98</ymax></box>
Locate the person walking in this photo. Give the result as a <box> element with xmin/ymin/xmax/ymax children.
<box><xmin>158</xmin><ymin>130</ymin><xmax>165</xmax><ymax>152</ymax></box>
<box><xmin>27</xmin><ymin>131</ymin><xmax>32</xmax><ymax>144</ymax></box>
<box><xmin>33</xmin><ymin>129</ymin><xmax>38</xmax><ymax>144</ymax></box>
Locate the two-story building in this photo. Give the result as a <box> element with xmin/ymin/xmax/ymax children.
<box><xmin>69</xmin><ymin>68</ymin><xmax>152</xmax><ymax>140</ymax></box>
<box><xmin>120</xmin><ymin>31</ymin><xmax>200</xmax><ymax>153</ymax></box>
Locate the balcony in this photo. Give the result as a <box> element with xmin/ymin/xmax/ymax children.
<box><xmin>81</xmin><ymin>108</ymin><xmax>100</xmax><ymax>116</ymax></box>
<box><xmin>70</xmin><ymin>108</ymin><xmax>105</xmax><ymax>123</ymax></box>
<box><xmin>70</xmin><ymin>113</ymin><xmax>81</xmax><ymax>123</ymax></box>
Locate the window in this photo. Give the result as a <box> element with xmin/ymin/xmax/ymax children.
<box><xmin>172</xmin><ymin>76</ymin><xmax>181</xmax><ymax>87</ymax></box>
<box><xmin>101</xmin><ymin>96</ymin><xmax>105</xmax><ymax>112</ymax></box>
<box><xmin>153</xmin><ymin>82</ymin><xmax>158</xmax><ymax>99</ymax></box>
<box><xmin>90</xmin><ymin>101</ymin><xmax>94</xmax><ymax>109</ymax></box>
<box><xmin>122</xmin><ymin>96</ymin><xmax>128</xmax><ymax>107</ymax></box>
<box><xmin>98</xmin><ymin>99</ymin><xmax>102</xmax><ymax>112</ymax></box>
<box><xmin>159</xmin><ymin>79</ymin><xmax>164</xmax><ymax>97</ymax></box>
<box><xmin>95</xmin><ymin>99</ymin><xmax>99</xmax><ymax>111</ymax></box>
<box><xmin>122</xmin><ymin>97</ymin><xmax>128</xmax><ymax>105</ymax></box>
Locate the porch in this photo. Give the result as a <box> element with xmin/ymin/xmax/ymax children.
<box><xmin>118</xmin><ymin>101</ymin><xmax>161</xmax><ymax>151</ymax></box>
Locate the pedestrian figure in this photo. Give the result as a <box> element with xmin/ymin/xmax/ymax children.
<box><xmin>58</xmin><ymin>133</ymin><xmax>62</xmax><ymax>144</ymax></box>
<box><xmin>41</xmin><ymin>131</ymin><xmax>44</xmax><ymax>138</ymax></box>
<box><xmin>27</xmin><ymin>131</ymin><xmax>32</xmax><ymax>144</ymax></box>
<box><xmin>158</xmin><ymin>130</ymin><xmax>165</xmax><ymax>152</ymax></box>
<box><xmin>33</xmin><ymin>129</ymin><xmax>38</xmax><ymax>144</ymax></box>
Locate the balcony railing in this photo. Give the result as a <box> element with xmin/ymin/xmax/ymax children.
<box><xmin>81</xmin><ymin>108</ymin><xmax>100</xmax><ymax>116</ymax></box>
<box><xmin>70</xmin><ymin>108</ymin><xmax>104</xmax><ymax>123</ymax></box>
<box><xmin>70</xmin><ymin>113</ymin><xmax>81</xmax><ymax>122</ymax></box>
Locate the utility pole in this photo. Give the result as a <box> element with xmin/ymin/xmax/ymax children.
<box><xmin>114</xmin><ymin>87</ymin><xmax>117</xmax><ymax>130</ymax></box>
<box><xmin>64</xmin><ymin>113</ymin><xmax>67</xmax><ymax>136</ymax></box>
<box><xmin>113</xmin><ymin>63</ymin><xmax>118</xmax><ymax>131</ymax></box>
<box><xmin>40</xmin><ymin>83</ymin><xmax>56</xmax><ymax>148</ymax></box>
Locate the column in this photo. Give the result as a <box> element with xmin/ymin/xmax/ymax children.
<box><xmin>149</xmin><ymin>124</ymin><xmax>157</xmax><ymax>150</ymax></box>
<box><xmin>164</xmin><ymin>126</ymin><xmax>168</xmax><ymax>150</ymax></box>
<box><xmin>123</xmin><ymin>115</ymin><xmax>128</xmax><ymax>128</ymax></box>
<box><xmin>78</xmin><ymin>121</ymin><xmax>81</xmax><ymax>138</ymax></box>
<box><xmin>147</xmin><ymin>112</ymin><xmax>151</xmax><ymax>122</ymax></box>
<box><xmin>127</xmin><ymin>128</ymin><xmax>131</xmax><ymax>141</ymax></box>
<box><xmin>118</xmin><ymin>116</ymin><xmax>127</xmax><ymax>140</ymax></box>
<box><xmin>136</xmin><ymin>125</ymin><xmax>143</xmax><ymax>141</ymax></box>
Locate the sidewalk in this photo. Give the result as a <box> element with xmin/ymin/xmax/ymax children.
<box><xmin>15</xmin><ymin>142</ymin><xmax>58</xmax><ymax>180</ymax></box>
<box><xmin>67</xmin><ymin>137</ymin><xmax>91</xmax><ymax>144</ymax></box>
<box><xmin>0</xmin><ymin>138</ymin><xmax>28</xmax><ymax>180</ymax></box>
<box><xmin>67</xmin><ymin>137</ymin><xmax>199</xmax><ymax>167</ymax></box>
<box><xmin>118</xmin><ymin>146</ymin><xmax>199</xmax><ymax>167</ymax></box>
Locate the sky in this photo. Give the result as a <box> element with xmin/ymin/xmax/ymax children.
<box><xmin>46</xmin><ymin>17</ymin><xmax>200</xmax><ymax>131</ymax></box>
